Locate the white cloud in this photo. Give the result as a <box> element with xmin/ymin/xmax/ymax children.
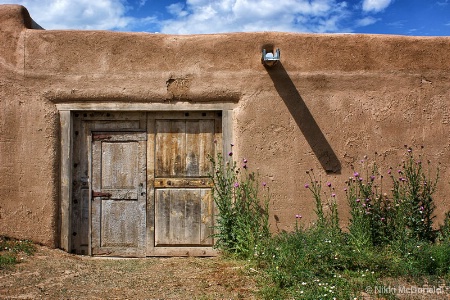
<box><xmin>0</xmin><ymin>0</ymin><xmax>141</xmax><ymax>30</ymax></box>
<box><xmin>355</xmin><ymin>16</ymin><xmax>378</xmax><ymax>27</ymax></box>
<box><xmin>361</xmin><ymin>0</ymin><xmax>393</xmax><ymax>13</ymax></box>
<box><xmin>160</xmin><ymin>0</ymin><xmax>353</xmax><ymax>34</ymax></box>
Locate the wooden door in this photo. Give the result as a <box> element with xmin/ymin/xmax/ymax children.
<box><xmin>147</xmin><ymin>112</ymin><xmax>222</xmax><ymax>256</ymax></box>
<box><xmin>90</xmin><ymin>131</ymin><xmax>147</xmax><ymax>257</ymax></box>
<box><xmin>71</xmin><ymin>112</ymin><xmax>146</xmax><ymax>255</ymax></box>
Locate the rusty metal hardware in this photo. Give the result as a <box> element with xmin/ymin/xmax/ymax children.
<box><xmin>92</xmin><ymin>134</ymin><xmax>112</xmax><ymax>141</ymax></box>
<box><xmin>92</xmin><ymin>191</ymin><xmax>112</xmax><ymax>198</ymax></box>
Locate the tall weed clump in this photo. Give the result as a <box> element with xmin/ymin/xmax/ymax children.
<box><xmin>345</xmin><ymin>147</ymin><xmax>439</xmax><ymax>254</ymax></box>
<box><xmin>208</xmin><ymin>147</ymin><xmax>270</xmax><ymax>259</ymax></box>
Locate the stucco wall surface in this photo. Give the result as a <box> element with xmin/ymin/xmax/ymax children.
<box><xmin>1</xmin><ymin>4</ymin><xmax>450</xmax><ymax>246</ymax></box>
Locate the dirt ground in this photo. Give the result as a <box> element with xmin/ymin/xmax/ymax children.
<box><xmin>0</xmin><ymin>245</ymin><xmax>259</xmax><ymax>299</ymax></box>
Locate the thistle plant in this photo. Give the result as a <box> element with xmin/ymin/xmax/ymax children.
<box><xmin>389</xmin><ymin>147</ymin><xmax>439</xmax><ymax>244</ymax></box>
<box><xmin>208</xmin><ymin>146</ymin><xmax>270</xmax><ymax>258</ymax></box>
<box><xmin>345</xmin><ymin>147</ymin><xmax>439</xmax><ymax>252</ymax></box>
<box><xmin>304</xmin><ymin>170</ymin><xmax>340</xmax><ymax>233</ymax></box>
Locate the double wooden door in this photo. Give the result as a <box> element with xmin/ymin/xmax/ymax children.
<box><xmin>72</xmin><ymin>112</ymin><xmax>222</xmax><ymax>257</ymax></box>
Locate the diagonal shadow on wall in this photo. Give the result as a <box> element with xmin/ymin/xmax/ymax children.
<box><xmin>266</xmin><ymin>63</ymin><xmax>341</xmax><ymax>173</ymax></box>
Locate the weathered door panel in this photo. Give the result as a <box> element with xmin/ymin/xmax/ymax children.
<box><xmin>147</xmin><ymin>112</ymin><xmax>222</xmax><ymax>256</ymax></box>
<box><xmin>91</xmin><ymin>131</ymin><xmax>147</xmax><ymax>257</ymax></box>
<box><xmin>155</xmin><ymin>188</ymin><xmax>213</xmax><ymax>246</ymax></box>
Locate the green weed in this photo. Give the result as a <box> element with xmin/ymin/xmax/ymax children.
<box><xmin>0</xmin><ymin>236</ymin><xmax>36</xmax><ymax>269</ymax></box>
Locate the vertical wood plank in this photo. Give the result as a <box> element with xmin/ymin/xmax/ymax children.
<box><xmin>222</xmin><ymin>110</ymin><xmax>233</xmax><ymax>157</ymax></box>
<box><xmin>146</xmin><ymin>114</ymin><xmax>156</xmax><ymax>254</ymax></box>
<box><xmin>199</xmin><ymin>120</ymin><xmax>215</xmax><ymax>176</ymax></box>
<box><xmin>90</xmin><ymin>138</ymin><xmax>102</xmax><ymax>252</ymax></box>
<box><xmin>185</xmin><ymin>189</ymin><xmax>201</xmax><ymax>244</ymax></box>
<box><xmin>155</xmin><ymin>189</ymin><xmax>171</xmax><ymax>245</ymax></box>
<box><xmin>186</xmin><ymin>120</ymin><xmax>200</xmax><ymax>176</ymax></box>
<box><xmin>59</xmin><ymin>110</ymin><xmax>72</xmax><ymax>251</ymax></box>
<box><xmin>200</xmin><ymin>189</ymin><xmax>214</xmax><ymax>245</ymax></box>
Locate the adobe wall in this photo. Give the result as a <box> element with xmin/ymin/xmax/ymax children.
<box><xmin>1</xmin><ymin>4</ymin><xmax>449</xmax><ymax>247</ymax></box>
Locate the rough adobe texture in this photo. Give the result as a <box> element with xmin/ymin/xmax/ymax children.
<box><xmin>0</xmin><ymin>4</ymin><xmax>449</xmax><ymax>248</ymax></box>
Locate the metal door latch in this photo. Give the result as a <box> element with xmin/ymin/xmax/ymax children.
<box><xmin>92</xmin><ymin>191</ymin><xmax>112</xmax><ymax>198</ymax></box>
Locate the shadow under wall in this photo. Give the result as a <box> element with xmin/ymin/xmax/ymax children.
<box><xmin>266</xmin><ymin>63</ymin><xmax>341</xmax><ymax>174</ymax></box>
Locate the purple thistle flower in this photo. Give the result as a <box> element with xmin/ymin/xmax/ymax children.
<box><xmin>370</xmin><ymin>175</ymin><xmax>375</xmax><ymax>181</ymax></box>
<box><xmin>381</xmin><ymin>217</ymin><xmax>386</xmax><ymax>222</ymax></box>
<box><xmin>331</xmin><ymin>193</ymin><xmax>336</xmax><ymax>197</ymax></box>
<box><xmin>353</xmin><ymin>172</ymin><xmax>359</xmax><ymax>177</ymax></box>
<box><xmin>295</xmin><ymin>214</ymin><xmax>302</xmax><ymax>219</ymax></box>
<box><xmin>388</xmin><ymin>169</ymin><xmax>391</xmax><ymax>175</ymax></box>
<box><xmin>359</xmin><ymin>177</ymin><xmax>363</xmax><ymax>181</ymax></box>
<box><xmin>344</xmin><ymin>188</ymin><xmax>347</xmax><ymax>192</ymax></box>
<box><xmin>356</xmin><ymin>198</ymin><xmax>361</xmax><ymax>203</ymax></box>
<box><xmin>243</xmin><ymin>158</ymin><xmax>248</xmax><ymax>163</ymax></box>
<box><xmin>327</xmin><ymin>182</ymin><xmax>332</xmax><ymax>187</ymax></box>
<box><xmin>262</xmin><ymin>182</ymin><xmax>267</xmax><ymax>187</ymax></box>
<box><xmin>230</xmin><ymin>143</ymin><xmax>234</xmax><ymax>147</ymax></box>
<box><xmin>304</xmin><ymin>184</ymin><xmax>309</xmax><ymax>189</ymax></box>
<box><xmin>228</xmin><ymin>151</ymin><xmax>233</xmax><ymax>156</ymax></box>
<box><xmin>420</xmin><ymin>206</ymin><xmax>424</xmax><ymax>211</ymax></box>
<box><xmin>242</xmin><ymin>164</ymin><xmax>247</xmax><ymax>169</ymax></box>
<box><xmin>234</xmin><ymin>182</ymin><xmax>239</xmax><ymax>188</ymax></box>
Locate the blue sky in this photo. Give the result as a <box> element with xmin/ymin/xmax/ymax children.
<box><xmin>1</xmin><ymin>0</ymin><xmax>449</xmax><ymax>36</ymax></box>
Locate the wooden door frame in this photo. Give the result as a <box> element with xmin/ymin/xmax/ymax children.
<box><xmin>56</xmin><ymin>102</ymin><xmax>235</xmax><ymax>254</ymax></box>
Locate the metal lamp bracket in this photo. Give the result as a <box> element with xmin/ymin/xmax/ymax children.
<box><xmin>262</xmin><ymin>48</ymin><xmax>280</xmax><ymax>67</ymax></box>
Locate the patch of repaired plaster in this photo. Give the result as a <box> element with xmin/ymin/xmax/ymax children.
<box><xmin>166</xmin><ymin>75</ymin><xmax>192</xmax><ymax>100</ymax></box>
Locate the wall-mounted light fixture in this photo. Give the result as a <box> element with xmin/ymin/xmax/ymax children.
<box><xmin>262</xmin><ymin>48</ymin><xmax>280</xmax><ymax>67</ymax></box>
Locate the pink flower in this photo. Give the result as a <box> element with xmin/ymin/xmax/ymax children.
<box><xmin>243</xmin><ymin>158</ymin><xmax>248</xmax><ymax>163</ymax></box>
<box><xmin>234</xmin><ymin>182</ymin><xmax>239</xmax><ymax>188</ymax></box>
<box><xmin>262</xmin><ymin>182</ymin><xmax>267</xmax><ymax>187</ymax></box>
<box><xmin>327</xmin><ymin>182</ymin><xmax>332</xmax><ymax>187</ymax></box>
<box><xmin>331</xmin><ymin>193</ymin><xmax>336</xmax><ymax>197</ymax></box>
<box><xmin>295</xmin><ymin>214</ymin><xmax>302</xmax><ymax>219</ymax></box>
<box><xmin>304</xmin><ymin>184</ymin><xmax>309</xmax><ymax>189</ymax></box>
